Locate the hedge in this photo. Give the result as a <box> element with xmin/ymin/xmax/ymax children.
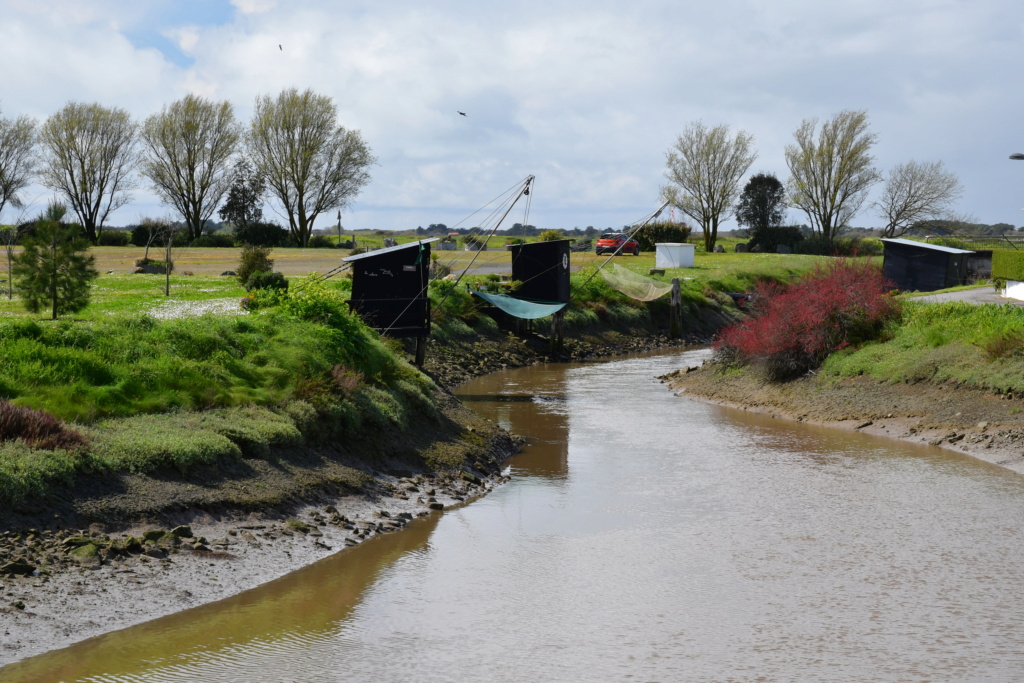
<box><xmin>992</xmin><ymin>250</ymin><xmax>1024</xmax><ymax>280</ymax></box>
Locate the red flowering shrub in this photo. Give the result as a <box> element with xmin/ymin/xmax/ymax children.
<box><xmin>0</xmin><ymin>400</ymin><xmax>90</xmax><ymax>451</ymax></box>
<box><xmin>715</xmin><ymin>259</ymin><xmax>901</xmax><ymax>380</ymax></box>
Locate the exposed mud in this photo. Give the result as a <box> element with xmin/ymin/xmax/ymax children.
<box><xmin>664</xmin><ymin>363</ymin><xmax>1024</xmax><ymax>475</ymax></box>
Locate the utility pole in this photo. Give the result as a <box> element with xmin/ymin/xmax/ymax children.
<box><xmin>337</xmin><ymin>210</ymin><xmax>342</xmax><ymax>246</ymax></box>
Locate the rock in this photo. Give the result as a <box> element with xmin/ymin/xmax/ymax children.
<box><xmin>171</xmin><ymin>525</ymin><xmax>194</xmax><ymax>539</ymax></box>
<box><xmin>855</xmin><ymin>421</ymin><xmax>873</xmax><ymax>429</ymax></box>
<box><xmin>142</xmin><ymin>529</ymin><xmax>166</xmax><ymax>543</ymax></box>
<box><xmin>978</xmin><ymin>422</ymin><xmax>989</xmax><ymax>431</ymax></box>
<box><xmin>713</xmin><ymin>245</ymin><xmax>725</xmax><ymax>253</ymax></box>
<box><xmin>428</xmin><ymin>502</ymin><xmax>445</xmax><ymax>510</ymax></box>
<box><xmin>734</xmin><ymin>243</ymin><xmax>749</xmax><ymax>253</ymax></box>
<box><xmin>69</xmin><ymin>543</ymin><xmax>100</xmax><ymax>565</ymax></box>
<box><xmin>0</xmin><ymin>561</ymin><xmax>35</xmax><ymax>576</ymax></box>
<box><xmin>221</xmin><ymin>270</ymin><xmax>236</xmax><ymax>276</ymax></box>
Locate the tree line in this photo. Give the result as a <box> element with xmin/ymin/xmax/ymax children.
<box><xmin>0</xmin><ymin>89</ymin><xmax>375</xmax><ymax>248</ymax></box>
<box><xmin>662</xmin><ymin>110</ymin><xmax>966</xmax><ymax>251</ymax></box>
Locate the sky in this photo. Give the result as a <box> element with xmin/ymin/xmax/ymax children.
<box><xmin>2</xmin><ymin>0</ymin><xmax>1023</xmax><ymax>233</ymax></box>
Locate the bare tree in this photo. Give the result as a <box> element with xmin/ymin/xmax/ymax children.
<box><xmin>874</xmin><ymin>160</ymin><xmax>964</xmax><ymax>238</ymax></box>
<box><xmin>785</xmin><ymin>110</ymin><xmax>879</xmax><ymax>244</ymax></box>
<box><xmin>661</xmin><ymin>121</ymin><xmax>756</xmax><ymax>251</ymax></box>
<box><xmin>140</xmin><ymin>95</ymin><xmax>241</xmax><ymax>241</ymax></box>
<box><xmin>39</xmin><ymin>102</ymin><xmax>139</xmax><ymax>243</ymax></box>
<box><xmin>248</xmin><ymin>88</ymin><xmax>375</xmax><ymax>247</ymax></box>
<box><xmin>0</xmin><ymin>109</ymin><xmax>37</xmax><ymax>219</ymax></box>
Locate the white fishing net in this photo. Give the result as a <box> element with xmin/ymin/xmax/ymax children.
<box><xmin>600</xmin><ymin>263</ymin><xmax>673</xmax><ymax>301</ymax></box>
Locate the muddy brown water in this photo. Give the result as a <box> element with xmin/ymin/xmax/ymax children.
<box><xmin>6</xmin><ymin>349</ymin><xmax>1024</xmax><ymax>681</ymax></box>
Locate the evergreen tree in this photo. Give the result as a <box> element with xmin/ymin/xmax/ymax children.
<box><xmin>12</xmin><ymin>202</ymin><xmax>99</xmax><ymax>320</ymax></box>
<box><xmin>736</xmin><ymin>173</ymin><xmax>787</xmax><ymax>232</ymax></box>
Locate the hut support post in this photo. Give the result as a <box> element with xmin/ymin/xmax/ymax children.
<box><xmin>549</xmin><ymin>311</ymin><xmax>564</xmax><ymax>355</ymax></box>
<box><xmin>669</xmin><ymin>278</ymin><xmax>682</xmax><ymax>339</ymax></box>
<box><xmin>414</xmin><ymin>336</ymin><xmax>427</xmax><ymax>367</ymax></box>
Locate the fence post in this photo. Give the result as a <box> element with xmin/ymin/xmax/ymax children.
<box><xmin>669</xmin><ymin>278</ymin><xmax>682</xmax><ymax>339</ymax></box>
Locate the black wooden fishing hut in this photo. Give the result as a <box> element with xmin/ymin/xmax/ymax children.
<box><xmin>509</xmin><ymin>239</ymin><xmax>572</xmax><ymax>303</ymax></box>
<box><xmin>344</xmin><ymin>239</ymin><xmax>437</xmax><ymax>364</ymax></box>
<box><xmin>880</xmin><ymin>238</ymin><xmax>973</xmax><ymax>292</ymax></box>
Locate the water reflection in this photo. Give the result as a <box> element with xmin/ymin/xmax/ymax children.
<box><xmin>3</xmin><ymin>514</ymin><xmax>443</xmax><ymax>682</ymax></box>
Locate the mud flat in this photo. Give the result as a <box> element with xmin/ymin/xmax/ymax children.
<box><xmin>664</xmin><ymin>364</ymin><xmax>1024</xmax><ymax>476</ymax></box>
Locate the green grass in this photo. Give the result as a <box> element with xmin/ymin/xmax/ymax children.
<box><xmin>822</xmin><ymin>301</ymin><xmax>1024</xmax><ymax>395</ymax></box>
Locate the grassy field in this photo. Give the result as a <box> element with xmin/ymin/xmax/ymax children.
<box><xmin>0</xmin><ymin>245</ymin><xmax>836</xmax><ymax>320</ymax></box>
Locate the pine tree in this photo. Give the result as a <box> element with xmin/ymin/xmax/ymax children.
<box><xmin>12</xmin><ymin>203</ymin><xmax>99</xmax><ymax>320</ymax></box>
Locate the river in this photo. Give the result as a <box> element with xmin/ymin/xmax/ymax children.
<box><xmin>7</xmin><ymin>349</ymin><xmax>1024</xmax><ymax>681</ymax></box>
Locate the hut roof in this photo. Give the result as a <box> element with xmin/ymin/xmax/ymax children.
<box><xmin>880</xmin><ymin>238</ymin><xmax>973</xmax><ymax>255</ymax></box>
<box><xmin>342</xmin><ymin>238</ymin><xmax>439</xmax><ymax>262</ymax></box>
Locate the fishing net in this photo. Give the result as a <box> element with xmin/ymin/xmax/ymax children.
<box><xmin>471</xmin><ymin>290</ymin><xmax>568</xmax><ymax>319</ymax></box>
<box><xmin>600</xmin><ymin>264</ymin><xmax>673</xmax><ymax>301</ymax></box>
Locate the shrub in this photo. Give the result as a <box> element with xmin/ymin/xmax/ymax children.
<box><xmin>237</xmin><ymin>245</ymin><xmax>274</xmax><ymax>286</ymax></box>
<box><xmin>461</xmin><ymin>234</ymin><xmax>488</xmax><ymax>250</ymax></box>
<box><xmin>234</xmin><ymin>221</ymin><xmax>289</xmax><ymax>247</ymax></box>
<box><xmin>308</xmin><ymin>235</ymin><xmax>335</xmax><ymax>248</ymax></box>
<box><xmin>245</xmin><ymin>270</ymin><xmax>289</xmax><ymax>292</ymax></box>
<box><xmin>538</xmin><ymin>229</ymin><xmax>564</xmax><ymax>242</ymax></box>
<box><xmin>715</xmin><ymin>259</ymin><xmax>901</xmax><ymax>380</ymax></box>
<box><xmin>0</xmin><ymin>401</ymin><xmax>89</xmax><ymax>451</ymax></box>
<box><xmin>192</xmin><ymin>233</ymin><xmax>235</xmax><ymax>248</ymax></box>
<box><xmin>633</xmin><ymin>221</ymin><xmax>692</xmax><ymax>252</ymax></box>
<box><xmin>749</xmin><ymin>225</ymin><xmax>804</xmax><ymax>253</ymax></box>
<box><xmin>992</xmin><ymin>250</ymin><xmax>1024</xmax><ymax>281</ymax></box>
<box><xmin>97</xmin><ymin>230</ymin><xmax>131</xmax><ymax>246</ymax></box>
<box><xmin>793</xmin><ymin>235</ymin><xmax>880</xmax><ymax>257</ymax></box>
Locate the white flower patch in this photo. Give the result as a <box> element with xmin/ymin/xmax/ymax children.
<box><xmin>147</xmin><ymin>297</ymin><xmax>247</xmax><ymax>319</ymax></box>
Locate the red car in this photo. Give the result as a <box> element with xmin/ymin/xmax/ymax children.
<box><xmin>595</xmin><ymin>233</ymin><xmax>640</xmax><ymax>256</ymax></box>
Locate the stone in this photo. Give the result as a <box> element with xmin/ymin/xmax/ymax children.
<box><xmin>428</xmin><ymin>502</ymin><xmax>445</xmax><ymax>510</ymax></box>
<box><xmin>171</xmin><ymin>525</ymin><xmax>194</xmax><ymax>539</ymax></box>
<box><xmin>713</xmin><ymin>245</ymin><xmax>725</xmax><ymax>253</ymax></box>
<box><xmin>0</xmin><ymin>561</ymin><xmax>35</xmax><ymax>577</ymax></box>
<box><xmin>734</xmin><ymin>243</ymin><xmax>749</xmax><ymax>253</ymax></box>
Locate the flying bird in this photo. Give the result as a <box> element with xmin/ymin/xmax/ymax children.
<box><xmin>279</xmin><ymin>44</ymin><xmax>282</xmax><ymax>51</ymax></box>
<box><xmin>458</xmin><ymin>111</ymin><xmax>467</xmax><ymax>116</ymax></box>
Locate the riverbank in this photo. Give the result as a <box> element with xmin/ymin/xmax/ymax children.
<box><xmin>0</xmin><ymin>381</ymin><xmax>519</xmax><ymax>666</ymax></box>
<box><xmin>0</xmin><ymin>315</ymin><xmax>718</xmax><ymax>668</ymax></box>
<box><xmin>664</xmin><ymin>363</ymin><xmax>1024</xmax><ymax>476</ymax></box>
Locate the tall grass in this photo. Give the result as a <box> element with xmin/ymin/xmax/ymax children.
<box><xmin>823</xmin><ymin>301</ymin><xmax>1024</xmax><ymax>394</ymax></box>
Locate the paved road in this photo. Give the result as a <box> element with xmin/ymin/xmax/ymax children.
<box><xmin>914</xmin><ymin>286</ymin><xmax>1024</xmax><ymax>307</ymax></box>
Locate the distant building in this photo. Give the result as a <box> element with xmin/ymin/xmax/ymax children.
<box><xmin>880</xmin><ymin>238</ymin><xmax>973</xmax><ymax>292</ymax></box>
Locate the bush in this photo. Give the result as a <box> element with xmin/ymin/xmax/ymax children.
<box><xmin>245</xmin><ymin>270</ymin><xmax>289</xmax><ymax>292</ymax></box>
<box><xmin>97</xmin><ymin>230</ymin><xmax>131</xmax><ymax>247</ymax></box>
<box><xmin>461</xmin><ymin>234</ymin><xmax>487</xmax><ymax>250</ymax></box>
<box><xmin>793</xmin><ymin>235</ymin><xmax>880</xmax><ymax>257</ymax></box>
<box><xmin>237</xmin><ymin>245</ymin><xmax>274</xmax><ymax>285</ymax></box>
<box><xmin>234</xmin><ymin>221</ymin><xmax>289</xmax><ymax>247</ymax></box>
<box><xmin>992</xmin><ymin>249</ymin><xmax>1024</xmax><ymax>281</ymax></box>
<box><xmin>0</xmin><ymin>400</ymin><xmax>89</xmax><ymax>451</ymax></box>
<box><xmin>715</xmin><ymin>259</ymin><xmax>901</xmax><ymax>380</ymax></box>
<box><xmin>538</xmin><ymin>229</ymin><xmax>564</xmax><ymax>242</ymax></box>
<box><xmin>129</xmin><ymin>224</ymin><xmax>153</xmax><ymax>247</ymax></box>
<box><xmin>308</xmin><ymin>235</ymin><xmax>335</xmax><ymax>248</ymax></box>
<box><xmin>192</xmin><ymin>233</ymin><xmax>235</xmax><ymax>248</ymax></box>
<box><xmin>633</xmin><ymin>221</ymin><xmax>692</xmax><ymax>252</ymax></box>
<box><xmin>749</xmin><ymin>225</ymin><xmax>804</xmax><ymax>253</ymax></box>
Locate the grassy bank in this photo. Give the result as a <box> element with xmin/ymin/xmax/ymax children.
<box><xmin>0</xmin><ymin>245</ymin><xmax>837</xmax><ymax>525</ymax></box>
<box><xmin>821</xmin><ymin>300</ymin><xmax>1024</xmax><ymax>395</ymax></box>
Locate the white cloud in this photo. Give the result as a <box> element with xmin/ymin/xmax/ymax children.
<box><xmin>2</xmin><ymin>0</ymin><xmax>1024</xmax><ymax>231</ymax></box>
